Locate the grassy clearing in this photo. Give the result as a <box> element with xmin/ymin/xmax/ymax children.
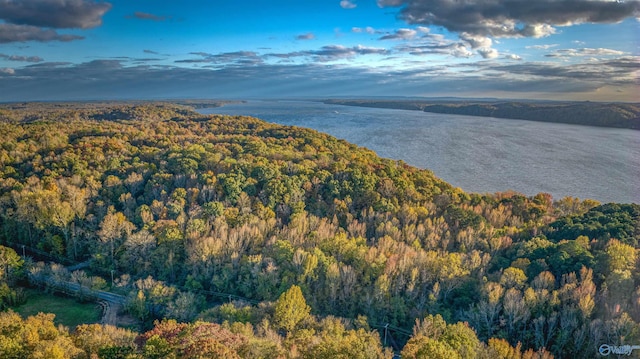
<box><xmin>12</xmin><ymin>288</ymin><xmax>101</xmax><ymax>329</ymax></box>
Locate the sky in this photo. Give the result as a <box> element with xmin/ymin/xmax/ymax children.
<box><xmin>0</xmin><ymin>0</ymin><xmax>638</xmax><ymax>102</ymax></box>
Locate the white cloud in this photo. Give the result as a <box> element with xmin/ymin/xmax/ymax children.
<box><xmin>477</xmin><ymin>48</ymin><xmax>499</xmax><ymax>59</ymax></box>
<box><xmin>545</xmin><ymin>47</ymin><xmax>626</xmax><ymax>58</ymax></box>
<box><xmin>0</xmin><ymin>68</ymin><xmax>15</xmax><ymax>75</ymax></box>
<box><xmin>296</xmin><ymin>33</ymin><xmax>316</xmax><ymax>40</ymax></box>
<box><xmin>265</xmin><ymin>44</ymin><xmax>389</xmax><ymax>62</ymax></box>
<box><xmin>393</xmin><ymin>34</ymin><xmax>475</xmax><ymax>58</ymax></box>
<box><xmin>505</xmin><ymin>54</ymin><xmax>522</xmax><ymax>61</ymax></box>
<box><xmin>460</xmin><ymin>33</ymin><xmax>492</xmax><ymax>49</ymax></box>
<box><xmin>521</xmin><ymin>24</ymin><xmax>557</xmax><ymax>38</ymax></box>
<box><xmin>352</xmin><ymin>26</ymin><xmax>376</xmax><ymax>34</ymax></box>
<box><xmin>526</xmin><ymin>44</ymin><xmax>559</xmax><ymax>50</ymax></box>
<box><xmin>452</xmin><ymin>45</ymin><xmax>474</xmax><ymax>58</ymax></box>
<box><xmin>379</xmin><ymin>28</ymin><xmax>418</xmax><ymax>40</ymax></box>
<box><xmin>340</xmin><ymin>0</ymin><xmax>357</xmax><ymax>9</ymax></box>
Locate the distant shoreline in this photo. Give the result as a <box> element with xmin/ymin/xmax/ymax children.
<box><xmin>323</xmin><ymin>99</ymin><xmax>640</xmax><ymax>130</ymax></box>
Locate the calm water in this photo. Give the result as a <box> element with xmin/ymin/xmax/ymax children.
<box><xmin>200</xmin><ymin>101</ymin><xmax>640</xmax><ymax>204</ymax></box>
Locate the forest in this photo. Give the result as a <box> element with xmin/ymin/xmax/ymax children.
<box><xmin>0</xmin><ymin>102</ymin><xmax>638</xmax><ymax>358</ymax></box>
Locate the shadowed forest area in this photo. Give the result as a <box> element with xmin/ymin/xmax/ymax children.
<box><xmin>0</xmin><ymin>103</ymin><xmax>638</xmax><ymax>358</ymax></box>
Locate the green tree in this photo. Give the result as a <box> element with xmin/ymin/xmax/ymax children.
<box><xmin>401</xmin><ymin>335</ymin><xmax>461</xmax><ymax>359</ymax></box>
<box><xmin>73</xmin><ymin>324</ymin><xmax>136</xmax><ymax>358</ymax></box>
<box><xmin>127</xmin><ymin>290</ymin><xmax>150</xmax><ymax>322</ymax></box>
<box><xmin>274</xmin><ymin>285</ymin><xmax>311</xmax><ymax>332</ymax></box>
<box><xmin>604</xmin><ymin>239</ymin><xmax>636</xmax><ymax>274</ymax></box>
<box><xmin>500</xmin><ymin>267</ymin><xmax>527</xmax><ymax>289</ymax></box>
<box><xmin>440</xmin><ymin>321</ymin><xmax>480</xmax><ymax>359</ymax></box>
<box><xmin>0</xmin><ymin>245</ymin><xmax>23</xmax><ymax>284</ymax></box>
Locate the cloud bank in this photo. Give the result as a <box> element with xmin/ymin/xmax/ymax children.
<box><xmin>1</xmin><ymin>54</ymin><xmax>636</xmax><ymax>102</ymax></box>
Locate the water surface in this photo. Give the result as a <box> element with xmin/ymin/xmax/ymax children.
<box><xmin>200</xmin><ymin>101</ymin><xmax>640</xmax><ymax>204</ymax></box>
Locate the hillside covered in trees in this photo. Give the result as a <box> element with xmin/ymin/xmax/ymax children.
<box><xmin>0</xmin><ymin>102</ymin><xmax>638</xmax><ymax>358</ymax></box>
<box><xmin>324</xmin><ymin>99</ymin><xmax>640</xmax><ymax>130</ymax></box>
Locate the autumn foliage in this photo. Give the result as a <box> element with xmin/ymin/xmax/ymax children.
<box><xmin>0</xmin><ymin>103</ymin><xmax>638</xmax><ymax>358</ymax></box>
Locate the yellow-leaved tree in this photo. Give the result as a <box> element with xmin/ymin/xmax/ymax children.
<box><xmin>274</xmin><ymin>285</ymin><xmax>310</xmax><ymax>333</ymax></box>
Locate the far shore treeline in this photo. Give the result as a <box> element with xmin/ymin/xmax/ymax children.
<box><xmin>324</xmin><ymin>99</ymin><xmax>640</xmax><ymax>130</ymax></box>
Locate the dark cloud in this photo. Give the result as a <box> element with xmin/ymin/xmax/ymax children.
<box><xmin>602</xmin><ymin>57</ymin><xmax>640</xmax><ymax>70</ymax></box>
<box><xmin>308</xmin><ymin>45</ymin><xmax>389</xmax><ymax>60</ymax></box>
<box><xmin>143</xmin><ymin>49</ymin><xmax>159</xmax><ymax>55</ymax></box>
<box><xmin>189</xmin><ymin>52</ymin><xmax>211</xmax><ymax>57</ymax></box>
<box><xmin>0</xmin><ymin>0</ymin><xmax>112</xmax><ymax>29</ymax></box>
<box><xmin>131</xmin><ymin>58</ymin><xmax>163</xmax><ymax>62</ymax></box>
<box><xmin>107</xmin><ymin>56</ymin><xmax>164</xmax><ymax>64</ymax></box>
<box><xmin>0</xmin><ymin>23</ymin><xmax>84</xmax><ymax>43</ymax></box>
<box><xmin>378</xmin><ymin>0</ymin><xmax>640</xmax><ymax>38</ymax></box>
<box><xmin>130</xmin><ymin>12</ymin><xmax>167</xmax><ymax>22</ymax></box>
<box><xmin>0</xmin><ymin>53</ymin><xmax>44</xmax><ymax>62</ymax></box>
<box><xmin>24</xmin><ymin>61</ymin><xmax>71</xmax><ymax>68</ymax></box>
<box><xmin>296</xmin><ymin>33</ymin><xmax>316</xmax><ymax>40</ymax></box>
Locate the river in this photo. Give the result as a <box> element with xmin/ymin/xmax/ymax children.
<box><xmin>199</xmin><ymin>101</ymin><xmax>640</xmax><ymax>204</ymax></box>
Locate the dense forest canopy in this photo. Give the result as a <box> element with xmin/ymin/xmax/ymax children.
<box><xmin>0</xmin><ymin>102</ymin><xmax>638</xmax><ymax>358</ymax></box>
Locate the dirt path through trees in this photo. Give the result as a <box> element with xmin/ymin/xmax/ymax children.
<box><xmin>99</xmin><ymin>300</ymin><xmax>120</xmax><ymax>326</ymax></box>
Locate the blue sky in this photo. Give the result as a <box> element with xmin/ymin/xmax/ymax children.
<box><xmin>0</xmin><ymin>0</ymin><xmax>638</xmax><ymax>101</ymax></box>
